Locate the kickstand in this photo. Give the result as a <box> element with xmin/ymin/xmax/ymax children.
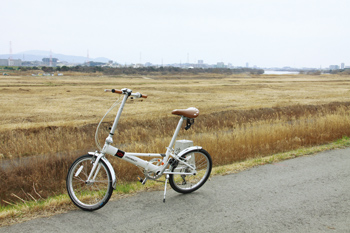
<box><xmin>163</xmin><ymin>174</ymin><xmax>169</xmax><ymax>203</ymax></box>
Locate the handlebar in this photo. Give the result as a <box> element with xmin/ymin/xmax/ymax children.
<box><xmin>104</xmin><ymin>88</ymin><xmax>148</xmax><ymax>99</ymax></box>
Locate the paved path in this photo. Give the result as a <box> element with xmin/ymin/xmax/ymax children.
<box><xmin>1</xmin><ymin>148</ymin><xmax>350</xmax><ymax>232</ymax></box>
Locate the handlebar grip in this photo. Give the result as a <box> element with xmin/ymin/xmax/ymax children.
<box><xmin>141</xmin><ymin>94</ymin><xmax>147</xmax><ymax>98</ymax></box>
<box><xmin>112</xmin><ymin>89</ymin><xmax>123</xmax><ymax>94</ymax></box>
<box><xmin>105</xmin><ymin>89</ymin><xmax>123</xmax><ymax>94</ymax></box>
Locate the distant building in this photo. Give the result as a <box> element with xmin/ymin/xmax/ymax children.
<box><xmin>329</xmin><ymin>65</ymin><xmax>340</xmax><ymax>70</ymax></box>
<box><xmin>0</xmin><ymin>59</ymin><xmax>7</xmax><ymax>66</ymax></box>
<box><xmin>198</xmin><ymin>60</ymin><xmax>204</xmax><ymax>64</ymax></box>
<box><xmin>217</xmin><ymin>62</ymin><xmax>225</xmax><ymax>68</ymax></box>
<box><xmin>42</xmin><ymin>58</ymin><xmax>59</xmax><ymax>67</ymax></box>
<box><xmin>11</xmin><ymin>59</ymin><xmax>22</xmax><ymax>66</ymax></box>
<box><xmin>341</xmin><ymin>63</ymin><xmax>345</xmax><ymax>69</ymax></box>
<box><xmin>88</xmin><ymin>61</ymin><xmax>106</xmax><ymax>67</ymax></box>
<box><xmin>22</xmin><ymin>61</ymin><xmax>41</xmax><ymax>66</ymax></box>
<box><xmin>0</xmin><ymin>58</ymin><xmax>22</xmax><ymax>66</ymax></box>
<box><xmin>246</xmin><ymin>62</ymin><xmax>249</xmax><ymax>68</ymax></box>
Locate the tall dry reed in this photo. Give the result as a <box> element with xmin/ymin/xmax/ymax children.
<box><xmin>1</xmin><ymin>102</ymin><xmax>350</xmax><ymax>206</ymax></box>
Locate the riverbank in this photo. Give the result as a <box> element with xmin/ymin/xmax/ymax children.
<box><xmin>1</xmin><ymin>136</ymin><xmax>350</xmax><ymax>227</ymax></box>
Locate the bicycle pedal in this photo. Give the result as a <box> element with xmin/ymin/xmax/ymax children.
<box><xmin>137</xmin><ymin>176</ymin><xmax>144</xmax><ymax>183</ymax></box>
<box><xmin>138</xmin><ymin>176</ymin><xmax>148</xmax><ymax>185</ymax></box>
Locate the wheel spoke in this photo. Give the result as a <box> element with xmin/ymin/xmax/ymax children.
<box><xmin>73</xmin><ymin>176</ymin><xmax>86</xmax><ymax>183</ymax></box>
<box><xmin>66</xmin><ymin>155</ymin><xmax>113</xmax><ymax>211</ymax></box>
<box><xmin>169</xmin><ymin>150</ymin><xmax>212</xmax><ymax>193</ymax></box>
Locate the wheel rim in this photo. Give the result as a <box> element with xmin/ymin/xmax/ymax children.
<box><xmin>172</xmin><ymin>151</ymin><xmax>210</xmax><ymax>191</ymax></box>
<box><xmin>68</xmin><ymin>157</ymin><xmax>111</xmax><ymax>208</ymax></box>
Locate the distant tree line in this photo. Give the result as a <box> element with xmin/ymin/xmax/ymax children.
<box><xmin>299</xmin><ymin>69</ymin><xmax>350</xmax><ymax>75</ymax></box>
<box><xmin>327</xmin><ymin>69</ymin><xmax>350</xmax><ymax>75</ymax></box>
<box><xmin>14</xmin><ymin>65</ymin><xmax>264</xmax><ymax>75</ymax></box>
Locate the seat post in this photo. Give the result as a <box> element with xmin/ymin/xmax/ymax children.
<box><xmin>168</xmin><ymin>116</ymin><xmax>184</xmax><ymax>150</ymax></box>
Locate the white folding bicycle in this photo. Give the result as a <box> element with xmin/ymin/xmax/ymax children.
<box><xmin>66</xmin><ymin>88</ymin><xmax>212</xmax><ymax>211</ymax></box>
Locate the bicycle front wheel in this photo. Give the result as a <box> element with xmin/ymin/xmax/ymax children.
<box><xmin>169</xmin><ymin>149</ymin><xmax>212</xmax><ymax>194</ymax></box>
<box><xmin>66</xmin><ymin>154</ymin><xmax>113</xmax><ymax>211</ymax></box>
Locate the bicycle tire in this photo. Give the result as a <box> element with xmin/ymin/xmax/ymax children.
<box><xmin>169</xmin><ymin>149</ymin><xmax>212</xmax><ymax>194</ymax></box>
<box><xmin>66</xmin><ymin>154</ymin><xmax>113</xmax><ymax>211</ymax></box>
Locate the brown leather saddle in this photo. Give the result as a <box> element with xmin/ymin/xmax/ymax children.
<box><xmin>171</xmin><ymin>107</ymin><xmax>199</xmax><ymax>118</ymax></box>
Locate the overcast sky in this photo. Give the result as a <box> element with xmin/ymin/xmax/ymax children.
<box><xmin>1</xmin><ymin>0</ymin><xmax>349</xmax><ymax>68</ymax></box>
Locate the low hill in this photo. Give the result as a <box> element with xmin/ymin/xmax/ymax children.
<box><xmin>0</xmin><ymin>50</ymin><xmax>110</xmax><ymax>63</ymax></box>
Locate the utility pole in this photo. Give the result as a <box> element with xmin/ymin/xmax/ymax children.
<box><xmin>8</xmin><ymin>41</ymin><xmax>13</xmax><ymax>66</ymax></box>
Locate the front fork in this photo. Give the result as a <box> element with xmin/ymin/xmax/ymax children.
<box><xmin>85</xmin><ymin>133</ymin><xmax>115</xmax><ymax>184</ymax></box>
<box><xmin>86</xmin><ymin>153</ymin><xmax>104</xmax><ymax>183</ymax></box>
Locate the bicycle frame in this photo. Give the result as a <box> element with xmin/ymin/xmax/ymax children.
<box><xmin>87</xmin><ymin>88</ymin><xmax>197</xmax><ymax>188</ymax></box>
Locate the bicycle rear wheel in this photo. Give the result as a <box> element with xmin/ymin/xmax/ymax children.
<box><xmin>169</xmin><ymin>149</ymin><xmax>212</xmax><ymax>194</ymax></box>
<box><xmin>66</xmin><ymin>154</ymin><xmax>113</xmax><ymax>211</ymax></box>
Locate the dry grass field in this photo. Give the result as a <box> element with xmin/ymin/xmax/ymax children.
<box><xmin>0</xmin><ymin>73</ymin><xmax>349</xmax><ymax>130</ymax></box>
<box><xmin>1</xmin><ymin>72</ymin><xmax>350</xmax><ymax>208</ymax></box>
